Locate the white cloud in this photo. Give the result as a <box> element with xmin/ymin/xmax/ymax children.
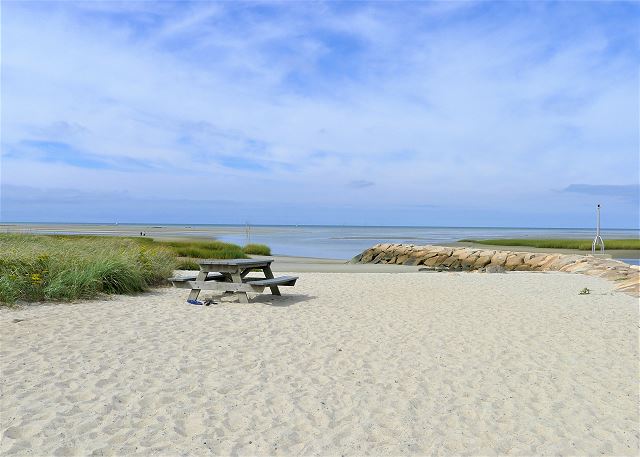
<box><xmin>1</xmin><ymin>1</ymin><xmax>638</xmax><ymax>226</ymax></box>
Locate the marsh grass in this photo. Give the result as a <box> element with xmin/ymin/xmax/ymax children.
<box><xmin>242</xmin><ymin>244</ymin><xmax>272</xmax><ymax>255</ymax></box>
<box><xmin>149</xmin><ymin>239</ymin><xmax>248</xmax><ymax>259</ymax></box>
<box><xmin>459</xmin><ymin>238</ymin><xmax>640</xmax><ymax>250</ymax></box>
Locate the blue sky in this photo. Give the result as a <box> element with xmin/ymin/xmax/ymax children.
<box><xmin>1</xmin><ymin>1</ymin><xmax>638</xmax><ymax>228</ymax></box>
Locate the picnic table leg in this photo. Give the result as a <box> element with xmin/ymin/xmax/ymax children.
<box><xmin>187</xmin><ymin>270</ymin><xmax>207</xmax><ymax>302</ymax></box>
<box><xmin>230</xmin><ymin>272</ymin><xmax>249</xmax><ymax>303</ymax></box>
<box><xmin>262</xmin><ymin>265</ymin><xmax>281</xmax><ymax>296</ymax></box>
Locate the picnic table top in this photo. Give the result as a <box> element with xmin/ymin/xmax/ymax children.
<box><xmin>197</xmin><ymin>258</ymin><xmax>273</xmax><ymax>267</ymax></box>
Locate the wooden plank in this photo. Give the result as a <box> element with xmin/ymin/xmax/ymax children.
<box><xmin>261</xmin><ymin>264</ymin><xmax>280</xmax><ymax>296</ymax></box>
<box><xmin>198</xmin><ymin>259</ymin><xmax>272</xmax><ymax>266</ymax></box>
<box><xmin>168</xmin><ymin>272</ymin><xmax>224</xmax><ymax>282</ymax></box>
<box><xmin>231</xmin><ymin>272</ymin><xmax>249</xmax><ymax>303</ymax></box>
<box><xmin>245</xmin><ymin>276</ymin><xmax>298</xmax><ymax>287</ymax></box>
<box><xmin>173</xmin><ymin>281</ymin><xmax>265</xmax><ymax>293</ymax></box>
<box><xmin>187</xmin><ymin>270</ymin><xmax>207</xmax><ymax>301</ymax></box>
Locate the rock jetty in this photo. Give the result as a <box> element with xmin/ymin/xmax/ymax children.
<box><xmin>351</xmin><ymin>244</ymin><xmax>640</xmax><ymax>296</ymax></box>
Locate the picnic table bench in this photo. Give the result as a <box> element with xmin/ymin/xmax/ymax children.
<box><xmin>169</xmin><ymin>259</ymin><xmax>298</xmax><ymax>304</ymax></box>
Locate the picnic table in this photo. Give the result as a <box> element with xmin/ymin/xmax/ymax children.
<box><xmin>169</xmin><ymin>259</ymin><xmax>298</xmax><ymax>304</ymax></box>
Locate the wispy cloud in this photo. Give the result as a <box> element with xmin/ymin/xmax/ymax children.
<box><xmin>562</xmin><ymin>184</ymin><xmax>640</xmax><ymax>202</ymax></box>
<box><xmin>1</xmin><ymin>1</ymin><xmax>638</xmax><ymax>226</ymax></box>
<box><xmin>348</xmin><ymin>180</ymin><xmax>375</xmax><ymax>189</ymax></box>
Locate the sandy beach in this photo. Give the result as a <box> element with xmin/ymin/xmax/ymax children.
<box><xmin>1</xmin><ymin>270</ymin><xmax>638</xmax><ymax>456</ymax></box>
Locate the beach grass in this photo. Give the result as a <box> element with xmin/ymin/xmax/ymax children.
<box><xmin>459</xmin><ymin>238</ymin><xmax>640</xmax><ymax>250</ymax></box>
<box><xmin>242</xmin><ymin>243</ymin><xmax>272</xmax><ymax>255</ymax></box>
<box><xmin>147</xmin><ymin>239</ymin><xmax>248</xmax><ymax>259</ymax></box>
<box><xmin>0</xmin><ymin>234</ymin><xmax>175</xmax><ymax>305</ymax></box>
<box><xmin>174</xmin><ymin>258</ymin><xmax>202</xmax><ymax>270</ymax></box>
<box><xmin>0</xmin><ymin>234</ymin><xmax>271</xmax><ymax>305</ymax></box>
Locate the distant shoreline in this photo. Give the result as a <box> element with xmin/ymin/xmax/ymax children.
<box><xmin>3</xmin><ymin>223</ymin><xmax>638</xmax><ymax>261</ymax></box>
<box><xmin>1</xmin><ymin>222</ymin><xmax>639</xmax><ymax>231</ymax></box>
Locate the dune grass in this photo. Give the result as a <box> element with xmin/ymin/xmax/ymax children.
<box><xmin>0</xmin><ymin>234</ymin><xmax>175</xmax><ymax>305</ymax></box>
<box><xmin>459</xmin><ymin>238</ymin><xmax>640</xmax><ymax>250</ymax></box>
<box><xmin>174</xmin><ymin>258</ymin><xmax>202</xmax><ymax>270</ymax></box>
<box><xmin>0</xmin><ymin>234</ymin><xmax>273</xmax><ymax>304</ymax></box>
<box><xmin>145</xmin><ymin>239</ymin><xmax>248</xmax><ymax>259</ymax></box>
<box><xmin>242</xmin><ymin>243</ymin><xmax>272</xmax><ymax>255</ymax></box>
<box><xmin>141</xmin><ymin>238</ymin><xmax>249</xmax><ymax>271</ymax></box>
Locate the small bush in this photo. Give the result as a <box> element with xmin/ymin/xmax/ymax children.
<box><xmin>243</xmin><ymin>244</ymin><xmax>271</xmax><ymax>255</ymax></box>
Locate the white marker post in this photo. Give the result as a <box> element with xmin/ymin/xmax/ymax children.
<box><xmin>591</xmin><ymin>204</ymin><xmax>605</xmax><ymax>253</ymax></box>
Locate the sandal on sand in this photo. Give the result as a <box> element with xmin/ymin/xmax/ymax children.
<box><xmin>187</xmin><ymin>299</ymin><xmax>204</xmax><ymax>305</ymax></box>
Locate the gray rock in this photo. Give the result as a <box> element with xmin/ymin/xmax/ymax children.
<box><xmin>485</xmin><ymin>264</ymin><xmax>506</xmax><ymax>273</ymax></box>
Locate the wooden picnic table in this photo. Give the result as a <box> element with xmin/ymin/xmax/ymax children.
<box><xmin>170</xmin><ymin>258</ymin><xmax>297</xmax><ymax>304</ymax></box>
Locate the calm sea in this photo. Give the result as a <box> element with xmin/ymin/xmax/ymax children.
<box><xmin>216</xmin><ymin>226</ymin><xmax>640</xmax><ymax>262</ymax></box>
<box><xmin>5</xmin><ymin>224</ymin><xmax>639</xmax><ymax>263</ymax></box>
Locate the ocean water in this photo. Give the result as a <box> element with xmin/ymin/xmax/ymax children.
<box><xmin>5</xmin><ymin>224</ymin><xmax>638</xmax><ymax>261</ymax></box>
<box><xmin>214</xmin><ymin>225</ymin><xmax>639</xmax><ymax>260</ymax></box>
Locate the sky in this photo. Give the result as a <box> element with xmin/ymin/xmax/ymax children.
<box><xmin>1</xmin><ymin>0</ymin><xmax>639</xmax><ymax>228</ymax></box>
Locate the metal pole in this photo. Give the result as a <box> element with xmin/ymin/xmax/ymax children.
<box><xmin>591</xmin><ymin>204</ymin><xmax>604</xmax><ymax>253</ymax></box>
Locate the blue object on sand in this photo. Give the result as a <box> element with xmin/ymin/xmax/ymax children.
<box><xmin>187</xmin><ymin>299</ymin><xmax>204</xmax><ymax>305</ymax></box>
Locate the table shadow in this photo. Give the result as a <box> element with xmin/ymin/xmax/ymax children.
<box><xmin>250</xmin><ymin>293</ymin><xmax>316</xmax><ymax>307</ymax></box>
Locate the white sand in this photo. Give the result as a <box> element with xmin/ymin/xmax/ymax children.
<box><xmin>1</xmin><ymin>272</ymin><xmax>638</xmax><ymax>456</ymax></box>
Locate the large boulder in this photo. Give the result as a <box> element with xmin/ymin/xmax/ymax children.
<box><xmin>473</xmin><ymin>254</ymin><xmax>493</xmax><ymax>269</ymax></box>
<box><xmin>490</xmin><ymin>251</ymin><xmax>509</xmax><ymax>266</ymax></box>
<box><xmin>504</xmin><ymin>253</ymin><xmax>525</xmax><ymax>270</ymax></box>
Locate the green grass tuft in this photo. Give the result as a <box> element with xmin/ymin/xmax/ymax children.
<box><xmin>151</xmin><ymin>240</ymin><xmax>248</xmax><ymax>259</ymax></box>
<box><xmin>175</xmin><ymin>258</ymin><xmax>201</xmax><ymax>270</ymax></box>
<box><xmin>242</xmin><ymin>244</ymin><xmax>272</xmax><ymax>255</ymax></box>
<box><xmin>459</xmin><ymin>238</ymin><xmax>640</xmax><ymax>250</ymax></box>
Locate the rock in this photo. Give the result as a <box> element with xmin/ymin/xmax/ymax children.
<box><xmin>615</xmin><ymin>274</ymin><xmax>640</xmax><ymax>295</ymax></box>
<box><xmin>372</xmin><ymin>253</ymin><xmax>386</xmax><ymax>264</ymax></box>
<box><xmin>396</xmin><ymin>255</ymin><xmax>409</xmax><ymax>264</ymax></box>
<box><xmin>561</xmin><ymin>261</ymin><xmax>592</xmax><ymax>273</ymax></box>
<box><xmin>461</xmin><ymin>255</ymin><xmax>479</xmax><ymax>268</ymax></box>
<box><xmin>523</xmin><ymin>253</ymin><xmax>546</xmax><ymax>267</ymax></box>
<box><xmin>377</xmin><ymin>243</ymin><xmax>392</xmax><ymax>252</ymax></box>
<box><xmin>537</xmin><ymin>254</ymin><xmax>562</xmax><ymax>269</ymax></box>
<box><xmin>360</xmin><ymin>251</ymin><xmax>376</xmax><ymax>263</ymax></box>
<box><xmin>421</xmin><ymin>251</ymin><xmax>440</xmax><ymax>260</ymax></box>
<box><xmin>490</xmin><ymin>251</ymin><xmax>509</xmax><ymax>266</ymax></box>
<box><xmin>351</xmin><ymin>243</ymin><xmax>638</xmax><ymax>296</ymax></box>
<box><xmin>442</xmin><ymin>256</ymin><xmax>457</xmax><ymax>267</ymax></box>
<box><xmin>485</xmin><ymin>264</ymin><xmax>506</xmax><ymax>273</ymax></box>
<box><xmin>407</xmin><ymin>250</ymin><xmax>430</xmax><ymax>264</ymax></box>
<box><xmin>473</xmin><ymin>253</ymin><xmax>492</xmax><ymax>268</ymax></box>
<box><xmin>548</xmin><ymin>255</ymin><xmax>584</xmax><ymax>270</ymax></box>
<box><xmin>504</xmin><ymin>253</ymin><xmax>525</xmax><ymax>269</ymax></box>
<box><xmin>422</xmin><ymin>256</ymin><xmax>441</xmax><ymax>267</ymax></box>
<box><xmin>452</xmin><ymin>249</ymin><xmax>475</xmax><ymax>260</ymax></box>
